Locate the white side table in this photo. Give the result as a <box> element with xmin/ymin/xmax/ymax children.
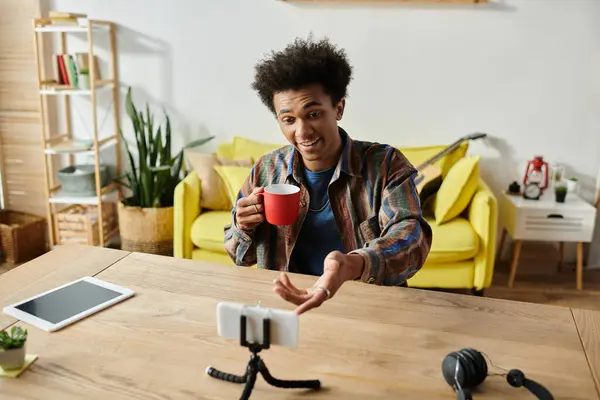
<box><xmin>499</xmin><ymin>191</ymin><xmax>597</xmax><ymax>290</ymax></box>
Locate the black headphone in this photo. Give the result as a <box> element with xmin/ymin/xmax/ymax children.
<box><xmin>442</xmin><ymin>348</ymin><xmax>554</xmax><ymax>400</ymax></box>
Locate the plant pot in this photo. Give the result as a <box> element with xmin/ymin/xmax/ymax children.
<box><xmin>78</xmin><ymin>74</ymin><xmax>90</xmax><ymax>90</ymax></box>
<box><xmin>567</xmin><ymin>180</ymin><xmax>578</xmax><ymax>197</ymax></box>
<box><xmin>555</xmin><ymin>190</ymin><xmax>567</xmax><ymax>203</ymax></box>
<box><xmin>117</xmin><ymin>202</ymin><xmax>173</xmax><ymax>256</ymax></box>
<box><xmin>0</xmin><ymin>346</ymin><xmax>25</xmax><ymax>370</ymax></box>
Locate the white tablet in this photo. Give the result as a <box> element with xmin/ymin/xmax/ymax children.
<box><xmin>2</xmin><ymin>276</ymin><xmax>134</xmax><ymax>332</ymax></box>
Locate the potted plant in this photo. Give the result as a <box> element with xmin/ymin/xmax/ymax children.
<box><xmin>78</xmin><ymin>68</ymin><xmax>90</xmax><ymax>90</ymax></box>
<box><xmin>0</xmin><ymin>326</ymin><xmax>27</xmax><ymax>370</ymax></box>
<box><xmin>567</xmin><ymin>177</ymin><xmax>578</xmax><ymax>195</ymax></box>
<box><xmin>555</xmin><ymin>185</ymin><xmax>568</xmax><ymax>203</ymax></box>
<box><xmin>115</xmin><ymin>88</ymin><xmax>214</xmax><ymax>255</ymax></box>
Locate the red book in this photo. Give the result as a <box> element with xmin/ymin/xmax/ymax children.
<box><xmin>57</xmin><ymin>54</ymin><xmax>69</xmax><ymax>85</ymax></box>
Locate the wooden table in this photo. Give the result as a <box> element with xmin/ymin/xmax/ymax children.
<box><xmin>1</xmin><ymin>246</ymin><xmax>599</xmax><ymax>399</ymax></box>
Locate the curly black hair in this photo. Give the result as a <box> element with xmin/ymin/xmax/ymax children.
<box><xmin>251</xmin><ymin>35</ymin><xmax>353</xmax><ymax>114</ymax></box>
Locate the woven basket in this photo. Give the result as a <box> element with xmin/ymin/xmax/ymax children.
<box><xmin>0</xmin><ymin>210</ymin><xmax>47</xmax><ymax>263</ymax></box>
<box><xmin>117</xmin><ymin>203</ymin><xmax>173</xmax><ymax>256</ymax></box>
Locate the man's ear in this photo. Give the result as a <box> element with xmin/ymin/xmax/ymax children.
<box><xmin>335</xmin><ymin>98</ymin><xmax>346</xmax><ymax>121</ymax></box>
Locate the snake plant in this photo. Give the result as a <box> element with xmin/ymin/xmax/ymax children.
<box><xmin>117</xmin><ymin>87</ymin><xmax>214</xmax><ymax>208</ymax></box>
<box><xmin>0</xmin><ymin>326</ymin><xmax>27</xmax><ymax>350</ymax></box>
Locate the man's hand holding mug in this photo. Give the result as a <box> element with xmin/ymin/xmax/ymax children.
<box><xmin>236</xmin><ymin>184</ymin><xmax>301</xmax><ymax>231</ymax></box>
<box><xmin>235</xmin><ymin>187</ymin><xmax>265</xmax><ymax>231</ymax></box>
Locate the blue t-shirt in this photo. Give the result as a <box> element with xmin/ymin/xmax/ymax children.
<box><xmin>290</xmin><ymin>166</ymin><xmax>345</xmax><ymax>276</ymax></box>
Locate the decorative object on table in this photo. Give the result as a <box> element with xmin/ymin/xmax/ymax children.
<box><xmin>554</xmin><ymin>184</ymin><xmax>568</xmax><ymax>203</ymax></box>
<box><xmin>550</xmin><ymin>162</ymin><xmax>564</xmax><ymax>184</ymax></box>
<box><xmin>115</xmin><ymin>87</ymin><xmax>214</xmax><ymax>256</ymax></box>
<box><xmin>77</xmin><ymin>67</ymin><xmax>90</xmax><ymax>90</ymax></box>
<box><xmin>0</xmin><ymin>326</ymin><xmax>27</xmax><ymax>371</ymax></box>
<box><xmin>442</xmin><ymin>348</ymin><xmax>555</xmax><ymax>400</ymax></box>
<box><xmin>508</xmin><ymin>181</ymin><xmax>521</xmax><ymax>195</ymax></box>
<box><xmin>522</xmin><ymin>156</ymin><xmax>549</xmax><ymax>200</ymax></box>
<box><xmin>57</xmin><ymin>164</ymin><xmax>110</xmax><ymax>196</ymax></box>
<box><xmin>0</xmin><ymin>354</ymin><xmax>38</xmax><ymax>378</ymax></box>
<box><xmin>206</xmin><ymin>302</ymin><xmax>321</xmax><ymax>399</ymax></box>
<box><xmin>566</xmin><ymin>177</ymin><xmax>578</xmax><ymax>197</ymax></box>
<box><xmin>0</xmin><ymin>210</ymin><xmax>46</xmax><ymax>263</ymax></box>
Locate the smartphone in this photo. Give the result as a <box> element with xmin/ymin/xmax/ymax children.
<box><xmin>216</xmin><ymin>302</ymin><xmax>299</xmax><ymax>349</ymax></box>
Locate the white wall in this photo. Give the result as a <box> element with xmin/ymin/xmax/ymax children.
<box><xmin>48</xmin><ymin>0</ymin><xmax>600</xmax><ymax>263</ymax></box>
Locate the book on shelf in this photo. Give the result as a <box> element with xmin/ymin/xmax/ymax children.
<box><xmin>47</xmin><ymin>11</ymin><xmax>89</xmax><ymax>26</ymax></box>
<box><xmin>48</xmin><ymin>52</ymin><xmax>101</xmax><ymax>89</ymax></box>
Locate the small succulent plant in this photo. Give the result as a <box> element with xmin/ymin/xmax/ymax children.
<box><xmin>555</xmin><ymin>185</ymin><xmax>568</xmax><ymax>194</ymax></box>
<box><xmin>0</xmin><ymin>326</ymin><xmax>27</xmax><ymax>350</ymax></box>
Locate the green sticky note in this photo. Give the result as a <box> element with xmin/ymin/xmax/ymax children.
<box><xmin>0</xmin><ymin>354</ymin><xmax>38</xmax><ymax>378</ymax></box>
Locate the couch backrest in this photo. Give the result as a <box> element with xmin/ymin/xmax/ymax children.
<box><xmin>217</xmin><ymin>136</ymin><xmax>282</xmax><ymax>163</ymax></box>
<box><xmin>217</xmin><ymin>136</ymin><xmax>469</xmax><ymax>178</ymax></box>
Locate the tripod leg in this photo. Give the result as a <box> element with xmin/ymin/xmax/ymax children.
<box><xmin>258</xmin><ymin>358</ymin><xmax>321</xmax><ymax>390</ymax></box>
<box><xmin>206</xmin><ymin>366</ymin><xmax>247</xmax><ymax>384</ymax></box>
<box><xmin>240</xmin><ymin>360</ymin><xmax>258</xmax><ymax>400</ymax></box>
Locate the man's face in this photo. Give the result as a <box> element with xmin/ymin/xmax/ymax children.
<box><xmin>273</xmin><ymin>84</ymin><xmax>345</xmax><ymax>170</ymax></box>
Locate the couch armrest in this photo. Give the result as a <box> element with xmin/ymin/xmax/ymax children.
<box><xmin>467</xmin><ymin>178</ymin><xmax>498</xmax><ymax>290</ymax></box>
<box><xmin>174</xmin><ymin>172</ymin><xmax>202</xmax><ymax>259</ymax></box>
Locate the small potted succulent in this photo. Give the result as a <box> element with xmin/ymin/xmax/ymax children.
<box><xmin>78</xmin><ymin>68</ymin><xmax>90</xmax><ymax>90</ymax></box>
<box><xmin>555</xmin><ymin>185</ymin><xmax>568</xmax><ymax>203</ymax></box>
<box><xmin>567</xmin><ymin>177</ymin><xmax>578</xmax><ymax>195</ymax></box>
<box><xmin>0</xmin><ymin>326</ymin><xmax>27</xmax><ymax>370</ymax></box>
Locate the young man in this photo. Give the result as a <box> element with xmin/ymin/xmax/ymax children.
<box><xmin>225</xmin><ymin>36</ymin><xmax>432</xmax><ymax>314</ymax></box>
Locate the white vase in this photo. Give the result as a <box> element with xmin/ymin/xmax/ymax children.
<box><xmin>0</xmin><ymin>346</ymin><xmax>25</xmax><ymax>370</ymax></box>
<box><xmin>567</xmin><ymin>180</ymin><xmax>578</xmax><ymax>197</ymax></box>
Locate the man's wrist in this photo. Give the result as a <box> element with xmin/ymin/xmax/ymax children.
<box><xmin>344</xmin><ymin>253</ymin><xmax>365</xmax><ymax>281</ymax></box>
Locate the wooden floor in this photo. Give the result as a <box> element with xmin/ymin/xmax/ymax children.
<box><xmin>485</xmin><ymin>241</ymin><xmax>600</xmax><ymax>311</ymax></box>
<box><xmin>1</xmin><ymin>242</ymin><xmax>599</xmax><ymax>311</ymax></box>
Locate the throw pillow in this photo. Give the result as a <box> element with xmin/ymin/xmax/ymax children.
<box><xmin>434</xmin><ymin>155</ymin><xmax>481</xmax><ymax>224</ymax></box>
<box><xmin>185</xmin><ymin>150</ymin><xmax>252</xmax><ymax>210</ymax></box>
<box><xmin>232</xmin><ymin>136</ymin><xmax>282</xmax><ymax>162</ymax></box>
<box><xmin>213</xmin><ymin>165</ymin><xmax>253</xmax><ymax>207</ymax></box>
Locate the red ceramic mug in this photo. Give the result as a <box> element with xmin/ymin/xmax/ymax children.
<box><xmin>258</xmin><ymin>184</ymin><xmax>301</xmax><ymax>226</ymax></box>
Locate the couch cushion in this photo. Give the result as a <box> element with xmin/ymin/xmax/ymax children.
<box><xmin>213</xmin><ymin>165</ymin><xmax>253</xmax><ymax>206</ymax></box>
<box><xmin>233</xmin><ymin>136</ymin><xmax>282</xmax><ymax>162</ymax></box>
<box><xmin>185</xmin><ymin>150</ymin><xmax>252</xmax><ymax>211</ymax></box>
<box><xmin>434</xmin><ymin>155</ymin><xmax>480</xmax><ymax>224</ymax></box>
<box><xmin>191</xmin><ymin>212</ymin><xmax>478</xmax><ymax>265</ymax></box>
<box><xmin>191</xmin><ymin>211</ymin><xmax>231</xmax><ymax>253</ymax></box>
<box><xmin>216</xmin><ymin>142</ymin><xmax>235</xmax><ymax>160</ymax></box>
<box><xmin>192</xmin><ymin>248</ymin><xmax>235</xmax><ymax>265</ymax></box>
<box><xmin>426</xmin><ymin>216</ymin><xmax>479</xmax><ymax>263</ymax></box>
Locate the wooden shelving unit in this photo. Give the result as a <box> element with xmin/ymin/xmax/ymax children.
<box><xmin>32</xmin><ymin>17</ymin><xmax>121</xmax><ymax>248</ymax></box>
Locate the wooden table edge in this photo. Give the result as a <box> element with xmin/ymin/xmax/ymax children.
<box><xmin>1</xmin><ymin>249</ymin><xmax>133</xmax><ymax>332</ymax></box>
<box><xmin>571</xmin><ymin>308</ymin><xmax>600</xmax><ymax>399</ymax></box>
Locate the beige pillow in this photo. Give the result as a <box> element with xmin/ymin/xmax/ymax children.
<box><xmin>185</xmin><ymin>150</ymin><xmax>253</xmax><ymax>210</ymax></box>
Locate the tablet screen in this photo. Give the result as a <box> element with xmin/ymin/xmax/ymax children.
<box><xmin>15</xmin><ymin>280</ymin><xmax>122</xmax><ymax>324</ymax></box>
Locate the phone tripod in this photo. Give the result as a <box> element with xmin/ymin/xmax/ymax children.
<box><xmin>206</xmin><ymin>315</ymin><xmax>321</xmax><ymax>400</ymax></box>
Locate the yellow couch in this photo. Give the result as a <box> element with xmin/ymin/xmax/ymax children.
<box><xmin>174</xmin><ymin>138</ymin><xmax>498</xmax><ymax>293</ymax></box>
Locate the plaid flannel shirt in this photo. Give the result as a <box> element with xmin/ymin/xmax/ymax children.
<box><xmin>224</xmin><ymin>128</ymin><xmax>432</xmax><ymax>285</ymax></box>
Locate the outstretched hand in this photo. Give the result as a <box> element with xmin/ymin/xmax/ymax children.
<box><xmin>272</xmin><ymin>251</ymin><xmax>364</xmax><ymax>315</ymax></box>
